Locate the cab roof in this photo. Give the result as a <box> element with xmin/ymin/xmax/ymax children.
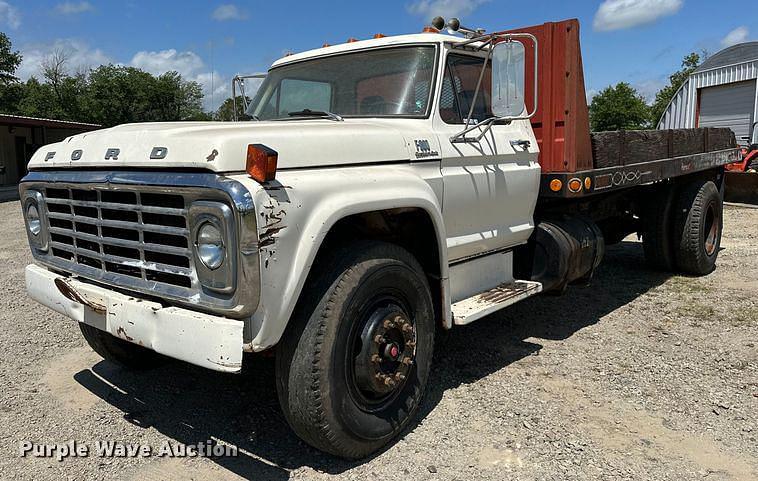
<box><xmin>271</xmin><ymin>33</ymin><xmax>470</xmax><ymax>68</ymax></box>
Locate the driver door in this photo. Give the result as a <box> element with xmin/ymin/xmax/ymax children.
<box><xmin>434</xmin><ymin>52</ymin><xmax>540</xmax><ymax>262</ymax></box>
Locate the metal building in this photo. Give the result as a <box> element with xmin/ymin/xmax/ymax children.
<box><xmin>0</xmin><ymin>114</ymin><xmax>100</xmax><ymax>193</ymax></box>
<box><xmin>658</xmin><ymin>42</ymin><xmax>758</xmax><ymax>146</ymax></box>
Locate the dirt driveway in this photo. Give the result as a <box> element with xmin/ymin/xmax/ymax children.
<box><xmin>0</xmin><ymin>200</ymin><xmax>756</xmax><ymax>481</ymax></box>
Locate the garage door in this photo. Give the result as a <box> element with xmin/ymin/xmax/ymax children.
<box><xmin>698</xmin><ymin>80</ymin><xmax>756</xmax><ymax>146</ymax></box>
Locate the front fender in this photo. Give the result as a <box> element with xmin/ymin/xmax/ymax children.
<box><xmin>229</xmin><ymin>163</ymin><xmax>448</xmax><ymax>351</ymax></box>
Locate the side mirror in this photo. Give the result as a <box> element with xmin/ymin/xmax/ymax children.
<box><xmin>491</xmin><ymin>40</ymin><xmax>526</xmax><ymax>118</ymax></box>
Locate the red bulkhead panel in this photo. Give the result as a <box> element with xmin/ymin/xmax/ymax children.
<box><xmin>503</xmin><ymin>19</ymin><xmax>593</xmax><ymax>173</ymax></box>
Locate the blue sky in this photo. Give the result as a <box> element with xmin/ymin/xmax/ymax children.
<box><xmin>1</xmin><ymin>0</ymin><xmax>756</xmax><ymax>111</ymax></box>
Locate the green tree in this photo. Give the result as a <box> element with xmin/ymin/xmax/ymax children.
<box><xmin>85</xmin><ymin>65</ymin><xmax>205</xmax><ymax>127</ymax></box>
<box><xmin>649</xmin><ymin>52</ymin><xmax>701</xmax><ymax>127</ymax></box>
<box><xmin>0</xmin><ymin>32</ymin><xmax>21</xmax><ymax>84</ymax></box>
<box><xmin>589</xmin><ymin>82</ymin><xmax>650</xmax><ymax>132</ymax></box>
<box><xmin>214</xmin><ymin>96</ymin><xmax>250</xmax><ymax>121</ymax></box>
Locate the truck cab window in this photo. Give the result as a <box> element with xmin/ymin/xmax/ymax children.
<box><xmin>248</xmin><ymin>46</ymin><xmax>436</xmax><ymax>120</ymax></box>
<box><xmin>279</xmin><ymin>79</ymin><xmax>332</xmax><ymax>116</ymax></box>
<box><xmin>440</xmin><ymin>54</ymin><xmax>493</xmax><ymax>124</ymax></box>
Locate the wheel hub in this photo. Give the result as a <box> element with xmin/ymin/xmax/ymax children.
<box><xmin>353</xmin><ymin>306</ymin><xmax>416</xmax><ymax>399</ymax></box>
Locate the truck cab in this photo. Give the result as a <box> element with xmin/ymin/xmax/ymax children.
<box><xmin>19</xmin><ymin>18</ymin><xmax>736</xmax><ymax>459</ymax></box>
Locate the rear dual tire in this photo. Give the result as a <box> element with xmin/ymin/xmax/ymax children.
<box><xmin>642</xmin><ymin>179</ymin><xmax>722</xmax><ymax>275</ymax></box>
<box><xmin>672</xmin><ymin>179</ymin><xmax>723</xmax><ymax>275</ymax></box>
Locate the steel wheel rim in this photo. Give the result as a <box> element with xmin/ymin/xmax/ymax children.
<box><xmin>704</xmin><ymin>201</ymin><xmax>719</xmax><ymax>256</ymax></box>
<box><xmin>347</xmin><ymin>295</ymin><xmax>417</xmax><ymax>413</ymax></box>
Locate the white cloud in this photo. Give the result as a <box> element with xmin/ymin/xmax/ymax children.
<box><xmin>0</xmin><ymin>1</ymin><xmax>20</xmax><ymax>29</ymax></box>
<box><xmin>721</xmin><ymin>26</ymin><xmax>749</xmax><ymax>48</ymax></box>
<box><xmin>633</xmin><ymin>78</ymin><xmax>666</xmax><ymax>104</ymax></box>
<box><xmin>56</xmin><ymin>1</ymin><xmax>94</xmax><ymax>14</ymax></box>
<box><xmin>195</xmin><ymin>71</ymin><xmax>230</xmax><ymax>111</ymax></box>
<box><xmin>212</xmin><ymin>4</ymin><xmax>247</xmax><ymax>21</ymax></box>
<box><xmin>129</xmin><ymin>49</ymin><xmax>229</xmax><ymax>111</ymax></box>
<box><xmin>594</xmin><ymin>0</ymin><xmax>683</xmax><ymax>32</ymax></box>
<box><xmin>129</xmin><ymin>49</ymin><xmax>204</xmax><ymax>78</ymax></box>
<box><xmin>407</xmin><ymin>0</ymin><xmax>490</xmax><ymax>19</ymax></box>
<box><xmin>17</xmin><ymin>39</ymin><xmax>111</xmax><ymax>80</ymax></box>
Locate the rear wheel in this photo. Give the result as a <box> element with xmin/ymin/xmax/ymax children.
<box><xmin>275</xmin><ymin>241</ymin><xmax>435</xmax><ymax>459</ymax></box>
<box><xmin>673</xmin><ymin>179</ymin><xmax>723</xmax><ymax>275</ymax></box>
<box><xmin>79</xmin><ymin>322</ymin><xmax>165</xmax><ymax>370</ymax></box>
<box><xmin>642</xmin><ymin>186</ymin><xmax>677</xmax><ymax>271</ymax></box>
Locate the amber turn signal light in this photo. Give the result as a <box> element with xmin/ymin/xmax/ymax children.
<box><xmin>549</xmin><ymin>179</ymin><xmax>563</xmax><ymax>192</ymax></box>
<box><xmin>568</xmin><ymin>178</ymin><xmax>582</xmax><ymax>192</ymax></box>
<box><xmin>247</xmin><ymin>144</ymin><xmax>278</xmax><ymax>183</ymax></box>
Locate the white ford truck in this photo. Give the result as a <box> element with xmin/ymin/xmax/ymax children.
<box><xmin>20</xmin><ymin>18</ymin><xmax>738</xmax><ymax>458</ymax></box>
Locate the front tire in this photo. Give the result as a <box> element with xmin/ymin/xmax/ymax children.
<box><xmin>79</xmin><ymin>322</ymin><xmax>165</xmax><ymax>370</ymax></box>
<box><xmin>275</xmin><ymin>241</ymin><xmax>435</xmax><ymax>459</ymax></box>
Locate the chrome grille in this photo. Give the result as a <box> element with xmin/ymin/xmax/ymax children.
<box><xmin>43</xmin><ymin>186</ymin><xmax>193</xmax><ymax>288</ymax></box>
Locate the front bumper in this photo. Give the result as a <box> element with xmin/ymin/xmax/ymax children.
<box><xmin>26</xmin><ymin>264</ymin><xmax>244</xmax><ymax>373</ymax></box>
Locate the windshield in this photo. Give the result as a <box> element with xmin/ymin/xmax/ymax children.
<box><xmin>247</xmin><ymin>46</ymin><xmax>437</xmax><ymax>120</ymax></box>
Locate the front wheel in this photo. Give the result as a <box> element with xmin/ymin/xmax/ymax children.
<box><xmin>79</xmin><ymin>322</ymin><xmax>165</xmax><ymax>369</ymax></box>
<box><xmin>275</xmin><ymin>241</ymin><xmax>435</xmax><ymax>459</ymax></box>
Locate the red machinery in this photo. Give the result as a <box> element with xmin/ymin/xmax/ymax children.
<box><xmin>726</xmin><ymin>122</ymin><xmax>757</xmax><ymax>173</ymax></box>
<box><xmin>724</xmin><ymin>122</ymin><xmax>758</xmax><ymax>204</ymax></box>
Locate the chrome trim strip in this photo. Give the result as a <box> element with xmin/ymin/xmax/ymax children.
<box><xmin>20</xmin><ymin>171</ymin><xmax>260</xmax><ymax>319</ymax></box>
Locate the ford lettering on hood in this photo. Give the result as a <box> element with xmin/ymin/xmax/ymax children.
<box><xmin>28</xmin><ymin>119</ymin><xmax>424</xmax><ymax>173</ymax></box>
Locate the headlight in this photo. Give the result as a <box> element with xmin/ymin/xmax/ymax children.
<box><xmin>196</xmin><ymin>222</ymin><xmax>225</xmax><ymax>270</ymax></box>
<box><xmin>26</xmin><ymin>203</ymin><xmax>41</xmax><ymax>236</ymax></box>
<box><xmin>190</xmin><ymin>201</ymin><xmax>235</xmax><ymax>293</ymax></box>
<box><xmin>22</xmin><ymin>190</ymin><xmax>48</xmax><ymax>252</ymax></box>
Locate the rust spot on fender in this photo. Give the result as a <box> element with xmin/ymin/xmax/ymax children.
<box><xmin>259</xmin><ymin>225</ymin><xmax>287</xmax><ymax>248</ymax></box>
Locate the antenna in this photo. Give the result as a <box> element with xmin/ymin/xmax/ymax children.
<box><xmin>210</xmin><ymin>40</ymin><xmax>214</xmax><ymax>112</ymax></box>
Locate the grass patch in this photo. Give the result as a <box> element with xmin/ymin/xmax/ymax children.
<box><xmin>676</xmin><ymin>303</ymin><xmax>716</xmax><ymax>319</ymax></box>
<box><xmin>666</xmin><ymin>276</ymin><xmax>704</xmax><ymax>294</ymax></box>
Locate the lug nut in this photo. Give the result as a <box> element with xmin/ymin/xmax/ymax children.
<box><xmin>371</xmin><ymin>354</ymin><xmax>381</xmax><ymax>363</ymax></box>
<box><xmin>384</xmin><ymin>377</ymin><xmax>396</xmax><ymax>387</ymax></box>
<box><xmin>383</xmin><ymin>319</ymin><xmax>395</xmax><ymax>329</ymax></box>
<box><xmin>402</xmin><ymin>323</ymin><xmax>413</xmax><ymax>333</ymax></box>
<box><xmin>401</xmin><ymin>357</ymin><xmax>413</xmax><ymax>366</ymax></box>
<box><xmin>393</xmin><ymin>315</ymin><xmax>405</xmax><ymax>324</ymax></box>
<box><xmin>394</xmin><ymin>373</ymin><xmax>406</xmax><ymax>381</ymax></box>
<box><xmin>406</xmin><ymin>340</ymin><xmax>416</xmax><ymax>348</ymax></box>
<box><xmin>374</xmin><ymin>335</ymin><xmax>385</xmax><ymax>344</ymax></box>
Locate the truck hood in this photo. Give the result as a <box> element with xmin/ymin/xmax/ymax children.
<box><xmin>28</xmin><ymin>120</ymin><xmax>417</xmax><ymax>173</ymax></box>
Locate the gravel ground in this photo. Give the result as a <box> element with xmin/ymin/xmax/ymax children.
<box><xmin>0</xmin><ymin>200</ymin><xmax>756</xmax><ymax>481</ymax></box>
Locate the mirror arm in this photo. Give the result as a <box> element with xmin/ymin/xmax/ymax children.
<box><xmin>463</xmin><ymin>48</ymin><xmax>494</xmax><ymax>133</ymax></box>
<box><xmin>230</xmin><ymin>73</ymin><xmax>267</xmax><ymax>121</ymax></box>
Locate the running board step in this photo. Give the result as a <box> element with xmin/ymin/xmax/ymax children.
<box><xmin>452</xmin><ymin>280</ymin><xmax>542</xmax><ymax>326</ymax></box>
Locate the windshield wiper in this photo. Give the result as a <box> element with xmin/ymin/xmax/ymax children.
<box><xmin>287</xmin><ymin>109</ymin><xmax>344</xmax><ymax>121</ymax></box>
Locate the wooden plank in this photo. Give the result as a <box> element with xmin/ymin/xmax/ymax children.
<box><xmin>591</xmin><ymin>127</ymin><xmax>736</xmax><ymax>169</ymax></box>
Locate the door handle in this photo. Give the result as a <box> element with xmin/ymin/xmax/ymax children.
<box><xmin>510</xmin><ymin>140</ymin><xmax>531</xmax><ymax>151</ymax></box>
